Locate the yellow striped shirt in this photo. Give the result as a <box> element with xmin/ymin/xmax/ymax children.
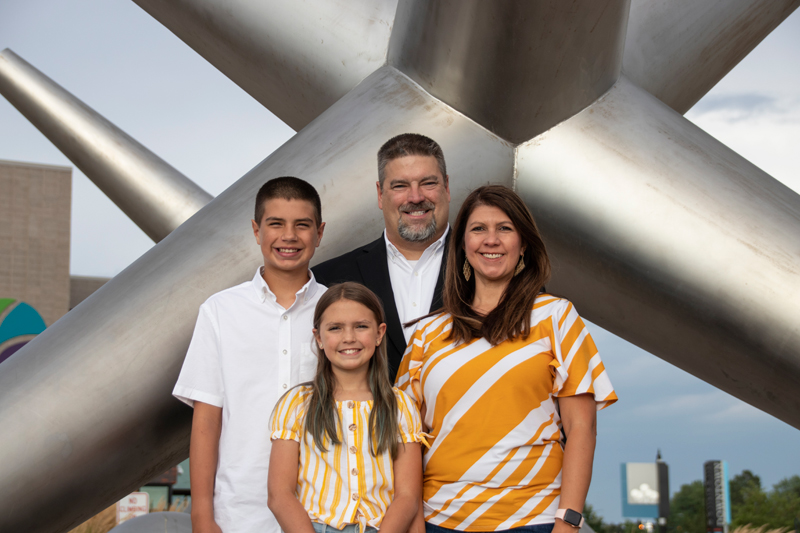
<box><xmin>271</xmin><ymin>386</ymin><xmax>424</xmax><ymax>532</ymax></box>
<box><xmin>395</xmin><ymin>294</ymin><xmax>617</xmax><ymax>532</ymax></box>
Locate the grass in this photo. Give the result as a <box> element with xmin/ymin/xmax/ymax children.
<box><xmin>731</xmin><ymin>526</ymin><xmax>795</xmax><ymax>533</ymax></box>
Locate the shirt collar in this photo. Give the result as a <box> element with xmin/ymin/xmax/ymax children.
<box><xmin>251</xmin><ymin>267</ymin><xmax>320</xmax><ymax>306</ymax></box>
<box><xmin>384</xmin><ymin>224</ymin><xmax>450</xmax><ymax>262</ymax></box>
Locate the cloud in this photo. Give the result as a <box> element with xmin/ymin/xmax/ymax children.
<box><xmin>688</xmin><ymin>93</ymin><xmax>800</xmax><ymax>123</ymax></box>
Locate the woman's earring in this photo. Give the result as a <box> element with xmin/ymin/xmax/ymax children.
<box><xmin>463</xmin><ymin>259</ymin><xmax>472</xmax><ymax>281</ymax></box>
<box><xmin>514</xmin><ymin>255</ymin><xmax>525</xmax><ymax>276</ymax></box>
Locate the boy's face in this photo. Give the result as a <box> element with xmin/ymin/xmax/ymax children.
<box><xmin>251</xmin><ymin>198</ymin><xmax>325</xmax><ymax>275</ymax></box>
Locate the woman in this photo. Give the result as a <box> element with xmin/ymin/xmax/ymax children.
<box><xmin>396</xmin><ymin>185</ymin><xmax>617</xmax><ymax>533</ymax></box>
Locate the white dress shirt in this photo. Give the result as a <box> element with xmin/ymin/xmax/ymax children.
<box><xmin>384</xmin><ymin>226</ymin><xmax>449</xmax><ymax>344</ymax></box>
<box><xmin>173</xmin><ymin>268</ymin><xmax>326</xmax><ymax>533</ymax></box>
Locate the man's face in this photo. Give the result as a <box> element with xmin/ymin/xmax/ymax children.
<box><xmin>377</xmin><ymin>155</ymin><xmax>450</xmax><ymax>247</ymax></box>
<box><xmin>251</xmin><ymin>198</ymin><xmax>325</xmax><ymax>274</ymax></box>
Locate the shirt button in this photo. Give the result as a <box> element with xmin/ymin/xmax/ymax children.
<box><xmin>414</xmin><ymin>272</ymin><xmax>419</xmax><ymax>276</ymax></box>
<box><xmin>283</xmin><ymin>315</ymin><xmax>288</xmax><ymax>321</ymax></box>
<box><xmin>349</xmin><ymin>446</ymin><xmax>357</xmax><ymax>454</ymax></box>
<box><xmin>348</xmin><ymin>424</ymin><xmax>357</xmax><ymax>432</ymax></box>
<box><xmin>347</xmin><ymin>401</ymin><xmax>355</xmax><ymax>409</ymax></box>
<box><xmin>282</xmin><ymin>349</ymin><xmax>287</xmax><ymax>354</ymax></box>
<box><xmin>351</xmin><ymin>493</ymin><xmax>358</xmax><ymax>501</ymax></box>
<box><xmin>412</xmin><ymin>302</ymin><xmax>417</xmax><ymax>307</ymax></box>
<box><xmin>282</xmin><ymin>383</ymin><xmax>287</xmax><ymax>389</ymax></box>
<box><xmin>351</xmin><ymin>468</ymin><xmax>358</xmax><ymax>476</ymax></box>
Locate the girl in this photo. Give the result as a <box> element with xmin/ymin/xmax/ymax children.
<box><xmin>268</xmin><ymin>282</ymin><xmax>424</xmax><ymax>533</ymax></box>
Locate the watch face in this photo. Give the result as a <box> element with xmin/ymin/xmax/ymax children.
<box><xmin>564</xmin><ymin>509</ymin><xmax>582</xmax><ymax>526</ymax></box>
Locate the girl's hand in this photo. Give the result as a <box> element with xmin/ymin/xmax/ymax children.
<box><xmin>379</xmin><ymin>442</ymin><xmax>423</xmax><ymax>533</ymax></box>
<box><xmin>268</xmin><ymin>439</ymin><xmax>316</xmax><ymax>533</ymax></box>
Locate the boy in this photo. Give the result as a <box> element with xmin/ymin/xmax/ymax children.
<box><xmin>173</xmin><ymin>177</ymin><xmax>326</xmax><ymax>533</ymax></box>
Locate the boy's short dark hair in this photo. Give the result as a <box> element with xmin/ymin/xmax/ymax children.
<box><xmin>254</xmin><ymin>177</ymin><xmax>322</xmax><ymax>226</ymax></box>
<box><xmin>377</xmin><ymin>133</ymin><xmax>447</xmax><ymax>188</ymax></box>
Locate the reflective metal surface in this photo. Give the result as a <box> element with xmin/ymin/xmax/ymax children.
<box><xmin>1</xmin><ymin>1</ymin><xmax>799</xmax><ymax>531</ymax></box>
<box><xmin>132</xmin><ymin>0</ymin><xmax>397</xmax><ymax>131</ymax></box>
<box><xmin>110</xmin><ymin>512</ymin><xmax>191</xmax><ymax>533</ymax></box>
<box><xmin>0</xmin><ymin>66</ymin><xmax>513</xmax><ymax>533</ymax></box>
<box><xmin>516</xmin><ymin>75</ymin><xmax>800</xmax><ymax>426</ymax></box>
<box><xmin>624</xmin><ymin>0</ymin><xmax>800</xmax><ymax>113</ymax></box>
<box><xmin>389</xmin><ymin>0</ymin><xmax>629</xmax><ymax>143</ymax></box>
<box><xmin>0</xmin><ymin>49</ymin><xmax>212</xmax><ymax>242</ymax></box>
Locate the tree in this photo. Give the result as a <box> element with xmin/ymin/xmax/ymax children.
<box><xmin>668</xmin><ymin>480</ymin><xmax>705</xmax><ymax>533</ymax></box>
<box><xmin>584</xmin><ymin>503</ymin><xmax>607</xmax><ymax>533</ymax></box>
<box><xmin>729</xmin><ymin>473</ymin><xmax>800</xmax><ymax>530</ymax></box>
<box><xmin>730</xmin><ymin>470</ymin><xmax>762</xmax><ymax>512</ymax></box>
<box><xmin>765</xmin><ymin>475</ymin><xmax>800</xmax><ymax>530</ymax></box>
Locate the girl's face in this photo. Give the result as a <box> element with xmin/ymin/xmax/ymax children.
<box><xmin>314</xmin><ymin>299</ymin><xmax>387</xmax><ymax>374</ymax></box>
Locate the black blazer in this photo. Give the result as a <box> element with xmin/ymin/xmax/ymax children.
<box><xmin>312</xmin><ymin>235</ymin><xmax>448</xmax><ymax>381</ymax></box>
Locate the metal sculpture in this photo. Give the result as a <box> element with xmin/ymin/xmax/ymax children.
<box><xmin>0</xmin><ymin>1</ymin><xmax>798</xmax><ymax>532</ymax></box>
<box><xmin>0</xmin><ymin>49</ymin><xmax>212</xmax><ymax>242</ymax></box>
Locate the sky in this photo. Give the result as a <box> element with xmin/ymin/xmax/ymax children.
<box><xmin>1</xmin><ymin>0</ymin><xmax>799</xmax><ymax>525</ymax></box>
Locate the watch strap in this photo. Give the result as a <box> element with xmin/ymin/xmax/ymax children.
<box><xmin>555</xmin><ymin>508</ymin><xmax>585</xmax><ymax>528</ymax></box>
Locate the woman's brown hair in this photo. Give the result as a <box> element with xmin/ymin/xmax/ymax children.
<box><xmin>443</xmin><ymin>185</ymin><xmax>551</xmax><ymax>346</ymax></box>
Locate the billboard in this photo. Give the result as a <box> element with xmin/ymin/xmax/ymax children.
<box><xmin>704</xmin><ymin>461</ymin><xmax>731</xmax><ymax>533</ymax></box>
<box><xmin>621</xmin><ymin>462</ymin><xmax>670</xmax><ymax>520</ymax></box>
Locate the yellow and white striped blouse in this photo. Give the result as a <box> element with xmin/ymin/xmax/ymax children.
<box><xmin>271</xmin><ymin>386</ymin><xmax>424</xmax><ymax>532</ymax></box>
<box><xmin>395</xmin><ymin>294</ymin><xmax>617</xmax><ymax>532</ymax></box>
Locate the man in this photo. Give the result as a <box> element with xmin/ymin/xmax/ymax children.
<box><xmin>313</xmin><ymin>133</ymin><xmax>450</xmax><ymax>379</ymax></box>
<box><xmin>174</xmin><ymin>177</ymin><xmax>326</xmax><ymax>533</ymax></box>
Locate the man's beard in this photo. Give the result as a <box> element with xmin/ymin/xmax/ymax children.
<box><xmin>397</xmin><ymin>201</ymin><xmax>437</xmax><ymax>243</ymax></box>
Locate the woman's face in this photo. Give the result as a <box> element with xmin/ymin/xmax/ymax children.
<box><xmin>464</xmin><ymin>204</ymin><xmax>523</xmax><ymax>285</ymax></box>
<box><xmin>313</xmin><ymin>299</ymin><xmax>386</xmax><ymax>375</ymax></box>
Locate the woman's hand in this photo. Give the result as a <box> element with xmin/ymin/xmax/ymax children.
<box><xmin>556</xmin><ymin>393</ymin><xmax>597</xmax><ymax>519</ymax></box>
<box><xmin>553</xmin><ymin>518</ymin><xmax>582</xmax><ymax>533</ymax></box>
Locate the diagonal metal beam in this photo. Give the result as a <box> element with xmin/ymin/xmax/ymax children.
<box><xmin>0</xmin><ymin>66</ymin><xmax>513</xmax><ymax>533</ymax></box>
<box><xmin>389</xmin><ymin>0</ymin><xmax>630</xmax><ymax>143</ymax></box>
<box><xmin>131</xmin><ymin>0</ymin><xmax>397</xmax><ymax>131</ymax></box>
<box><xmin>624</xmin><ymin>0</ymin><xmax>800</xmax><ymax>114</ymax></box>
<box><xmin>131</xmin><ymin>0</ymin><xmax>799</xmax><ymax>130</ymax></box>
<box><xmin>516</xmin><ymin>75</ymin><xmax>800</xmax><ymax>427</ymax></box>
<box><xmin>0</xmin><ymin>49</ymin><xmax>212</xmax><ymax>242</ymax></box>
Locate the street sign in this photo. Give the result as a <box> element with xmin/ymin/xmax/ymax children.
<box><xmin>116</xmin><ymin>492</ymin><xmax>149</xmax><ymax>524</ymax></box>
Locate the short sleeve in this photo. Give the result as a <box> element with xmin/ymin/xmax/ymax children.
<box><xmin>270</xmin><ymin>388</ymin><xmax>306</xmax><ymax>442</ymax></box>
<box><xmin>550</xmin><ymin>300</ymin><xmax>617</xmax><ymax>410</ymax></box>
<box><xmin>394</xmin><ymin>317</ymin><xmax>436</xmax><ymax>409</ymax></box>
<box><xmin>173</xmin><ymin>303</ymin><xmax>224</xmax><ymax>408</ymax></box>
<box><xmin>394</xmin><ymin>389</ymin><xmax>424</xmax><ymax>444</ymax></box>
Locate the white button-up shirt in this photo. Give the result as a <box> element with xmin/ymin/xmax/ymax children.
<box><xmin>384</xmin><ymin>226</ymin><xmax>449</xmax><ymax>343</ymax></box>
<box><xmin>173</xmin><ymin>269</ymin><xmax>325</xmax><ymax>533</ymax></box>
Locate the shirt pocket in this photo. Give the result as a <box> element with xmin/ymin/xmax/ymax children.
<box><xmin>299</xmin><ymin>342</ymin><xmax>318</xmax><ymax>382</ymax></box>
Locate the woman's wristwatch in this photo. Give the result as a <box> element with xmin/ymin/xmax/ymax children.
<box><xmin>555</xmin><ymin>509</ymin><xmax>584</xmax><ymax>528</ymax></box>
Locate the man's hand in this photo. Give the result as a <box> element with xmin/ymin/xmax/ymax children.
<box><xmin>190</xmin><ymin>402</ymin><xmax>223</xmax><ymax>533</ymax></box>
<box><xmin>191</xmin><ymin>514</ymin><xmax>223</xmax><ymax>533</ymax></box>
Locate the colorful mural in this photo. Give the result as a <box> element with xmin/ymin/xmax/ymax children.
<box><xmin>0</xmin><ymin>298</ymin><xmax>46</xmax><ymax>364</ymax></box>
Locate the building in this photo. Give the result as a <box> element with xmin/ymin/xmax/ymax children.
<box><xmin>0</xmin><ymin>160</ymin><xmax>71</xmax><ymax>362</ymax></box>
